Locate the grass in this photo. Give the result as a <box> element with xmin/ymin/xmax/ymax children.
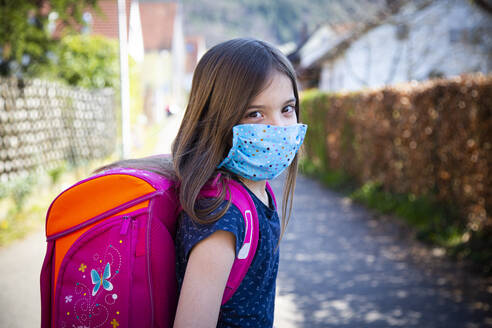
<box><xmin>350</xmin><ymin>181</ymin><xmax>465</xmax><ymax>246</ymax></box>
<box><xmin>299</xmin><ymin>157</ymin><xmax>490</xmax><ymax>275</ymax></box>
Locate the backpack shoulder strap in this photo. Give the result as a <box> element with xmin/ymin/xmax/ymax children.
<box><xmin>199</xmin><ymin>178</ymin><xmax>272</xmax><ymax>305</ymax></box>
<box><xmin>220</xmin><ymin>179</ymin><xmax>259</xmax><ymax>305</ymax></box>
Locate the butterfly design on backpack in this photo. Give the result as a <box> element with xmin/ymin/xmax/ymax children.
<box><xmin>91</xmin><ymin>262</ymin><xmax>113</xmax><ymax>296</ymax></box>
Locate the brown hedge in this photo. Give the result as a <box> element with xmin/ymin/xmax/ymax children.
<box><xmin>300</xmin><ymin>74</ymin><xmax>491</xmax><ymax>232</ymax></box>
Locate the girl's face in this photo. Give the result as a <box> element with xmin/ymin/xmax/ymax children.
<box><xmin>240</xmin><ymin>71</ymin><xmax>297</xmax><ymax>127</ymax></box>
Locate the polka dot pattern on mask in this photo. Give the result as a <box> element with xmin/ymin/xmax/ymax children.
<box><xmin>218</xmin><ymin>123</ymin><xmax>307</xmax><ymax>181</ymax></box>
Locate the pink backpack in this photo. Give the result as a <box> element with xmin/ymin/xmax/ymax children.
<box><xmin>40</xmin><ymin>167</ymin><xmax>276</xmax><ymax>327</ymax></box>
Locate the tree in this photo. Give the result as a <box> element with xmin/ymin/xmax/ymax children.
<box><xmin>0</xmin><ymin>0</ymin><xmax>100</xmax><ymax>77</ymax></box>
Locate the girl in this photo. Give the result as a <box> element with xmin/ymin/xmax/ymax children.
<box><xmin>172</xmin><ymin>37</ymin><xmax>306</xmax><ymax>328</ymax></box>
<box><xmin>98</xmin><ymin>38</ymin><xmax>307</xmax><ymax>327</ymax></box>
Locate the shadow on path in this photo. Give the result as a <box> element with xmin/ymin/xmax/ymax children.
<box><xmin>272</xmin><ymin>174</ymin><xmax>492</xmax><ymax>328</ymax></box>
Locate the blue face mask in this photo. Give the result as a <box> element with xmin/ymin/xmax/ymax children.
<box><xmin>218</xmin><ymin>123</ymin><xmax>308</xmax><ymax>181</ymax></box>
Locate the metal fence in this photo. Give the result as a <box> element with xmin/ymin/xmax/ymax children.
<box><xmin>0</xmin><ymin>78</ymin><xmax>117</xmax><ymax>183</ymax></box>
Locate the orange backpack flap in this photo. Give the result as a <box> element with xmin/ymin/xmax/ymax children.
<box><xmin>46</xmin><ymin>174</ymin><xmax>156</xmax><ymax>237</ymax></box>
<box><xmin>45</xmin><ymin>174</ymin><xmax>157</xmax><ymax>295</ymax></box>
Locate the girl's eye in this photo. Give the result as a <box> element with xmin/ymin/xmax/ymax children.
<box><xmin>246</xmin><ymin>111</ymin><xmax>262</xmax><ymax>118</ymax></box>
<box><xmin>283</xmin><ymin>105</ymin><xmax>295</xmax><ymax>113</ymax></box>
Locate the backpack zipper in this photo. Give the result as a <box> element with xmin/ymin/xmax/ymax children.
<box><xmin>47</xmin><ymin>190</ymin><xmax>162</xmax><ymax>241</ymax></box>
<box><xmin>118</xmin><ymin>215</ymin><xmax>138</xmax><ymax>325</ymax></box>
<box><xmin>120</xmin><ymin>216</ymin><xmax>132</xmax><ymax>235</ymax></box>
<box><xmin>129</xmin><ymin>217</ymin><xmax>138</xmax><ymax>325</ymax></box>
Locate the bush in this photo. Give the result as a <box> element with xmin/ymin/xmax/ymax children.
<box><xmin>0</xmin><ymin>0</ymin><xmax>101</xmax><ymax>78</ymax></box>
<box><xmin>55</xmin><ymin>34</ymin><xmax>119</xmax><ymax>89</ymax></box>
<box><xmin>3</xmin><ymin>174</ymin><xmax>38</xmax><ymax>212</ymax></box>
<box><xmin>300</xmin><ymin>74</ymin><xmax>492</xmax><ymax>274</ymax></box>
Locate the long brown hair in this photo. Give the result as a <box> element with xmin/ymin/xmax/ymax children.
<box><xmin>95</xmin><ymin>38</ymin><xmax>301</xmax><ymax>241</ymax></box>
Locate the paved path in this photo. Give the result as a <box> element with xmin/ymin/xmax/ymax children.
<box><xmin>270</xmin><ymin>175</ymin><xmax>492</xmax><ymax>328</ymax></box>
<box><xmin>0</xmin><ymin>227</ymin><xmax>45</xmax><ymax>327</ymax></box>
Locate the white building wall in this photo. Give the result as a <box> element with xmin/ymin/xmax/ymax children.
<box><xmin>319</xmin><ymin>0</ymin><xmax>492</xmax><ymax>92</ymax></box>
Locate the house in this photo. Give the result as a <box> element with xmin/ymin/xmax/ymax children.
<box><xmin>138</xmin><ymin>1</ymin><xmax>182</xmax><ymax>122</ymax></box>
<box><xmin>83</xmin><ymin>0</ymin><xmax>187</xmax><ymax>123</ymax></box>
<box><xmin>138</xmin><ymin>1</ymin><xmax>204</xmax><ymax>122</ymax></box>
<box><xmin>48</xmin><ymin>0</ymin><xmax>132</xmax><ymax>40</ymax></box>
<box><xmin>184</xmin><ymin>35</ymin><xmax>207</xmax><ymax>92</ymax></box>
<box><xmin>84</xmin><ymin>0</ymin><xmax>131</xmax><ymax>39</ymax></box>
<box><xmin>295</xmin><ymin>0</ymin><xmax>492</xmax><ymax>92</ymax></box>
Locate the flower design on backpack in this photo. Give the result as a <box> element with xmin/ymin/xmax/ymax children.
<box><xmin>91</xmin><ymin>262</ymin><xmax>113</xmax><ymax>296</ymax></box>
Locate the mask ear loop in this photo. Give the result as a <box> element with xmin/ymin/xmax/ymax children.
<box><xmin>211</xmin><ymin>172</ymin><xmax>222</xmax><ymax>187</ymax></box>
